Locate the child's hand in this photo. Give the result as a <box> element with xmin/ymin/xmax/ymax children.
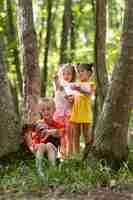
<box><xmin>43</xmin><ymin>131</ymin><xmax>50</xmax><ymax>140</ymax></box>
<box><xmin>60</xmin><ymin>85</ymin><xmax>64</xmax><ymax>91</ymax></box>
<box><xmin>40</xmin><ymin>130</ymin><xmax>49</xmax><ymax>142</ymax></box>
<box><xmin>38</xmin><ymin>129</ymin><xmax>47</xmax><ymax>139</ymax></box>
<box><xmin>71</xmin><ymin>84</ymin><xmax>80</xmax><ymax>91</ymax></box>
<box><xmin>44</xmin><ymin>129</ymin><xmax>59</xmax><ymax>139</ymax></box>
<box><xmin>66</xmin><ymin>95</ymin><xmax>74</xmax><ymax>104</ymax></box>
<box><xmin>53</xmin><ymin>72</ymin><xmax>59</xmax><ymax>81</ymax></box>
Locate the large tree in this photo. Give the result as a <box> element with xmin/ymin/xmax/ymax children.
<box><xmin>0</xmin><ymin>30</ymin><xmax>20</xmax><ymax>157</ymax></box>
<box><xmin>16</xmin><ymin>0</ymin><xmax>40</xmax><ymax>123</ymax></box>
<box><xmin>91</xmin><ymin>0</ymin><xmax>133</xmax><ymax>167</ymax></box>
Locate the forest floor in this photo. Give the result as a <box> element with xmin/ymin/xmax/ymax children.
<box><xmin>1</xmin><ymin>182</ymin><xmax>133</xmax><ymax>200</ymax></box>
<box><xmin>0</xmin><ymin>146</ymin><xmax>133</xmax><ymax>200</ymax></box>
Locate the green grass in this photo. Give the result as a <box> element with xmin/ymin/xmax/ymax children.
<box><xmin>0</xmin><ymin>147</ymin><xmax>133</xmax><ymax>193</ymax></box>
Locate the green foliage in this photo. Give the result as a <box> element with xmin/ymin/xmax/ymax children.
<box><xmin>129</xmin><ymin>110</ymin><xmax>133</xmax><ymax>127</ymax></box>
<box><xmin>0</xmin><ymin>148</ymin><xmax>133</xmax><ymax>192</ymax></box>
<box><xmin>35</xmin><ymin>0</ymin><xmax>123</xmax><ymax>96</ymax></box>
<box><xmin>0</xmin><ymin>6</ymin><xmax>6</xmax><ymax>33</ymax></box>
<box><xmin>1</xmin><ymin>0</ymin><xmax>124</xmax><ymax>97</ymax></box>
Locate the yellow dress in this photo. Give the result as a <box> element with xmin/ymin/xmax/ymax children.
<box><xmin>70</xmin><ymin>83</ymin><xmax>92</xmax><ymax>123</ymax></box>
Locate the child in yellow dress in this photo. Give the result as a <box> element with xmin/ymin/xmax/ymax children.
<box><xmin>70</xmin><ymin>63</ymin><xmax>94</xmax><ymax>154</ymax></box>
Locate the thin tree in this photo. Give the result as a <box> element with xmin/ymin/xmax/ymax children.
<box><xmin>6</xmin><ymin>0</ymin><xmax>22</xmax><ymax>95</ymax></box>
<box><xmin>91</xmin><ymin>0</ymin><xmax>108</xmax><ymax>135</ymax></box>
<box><xmin>94</xmin><ymin>0</ymin><xmax>108</xmax><ymax>110</ymax></box>
<box><xmin>6</xmin><ymin>0</ymin><xmax>22</xmax><ymax>115</ymax></box>
<box><xmin>59</xmin><ymin>0</ymin><xmax>72</xmax><ymax>64</ymax></box>
<box><xmin>70</xmin><ymin>2</ymin><xmax>76</xmax><ymax>62</ymax></box>
<box><xmin>41</xmin><ymin>0</ymin><xmax>53</xmax><ymax>97</ymax></box>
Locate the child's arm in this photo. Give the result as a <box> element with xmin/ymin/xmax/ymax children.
<box><xmin>47</xmin><ymin>129</ymin><xmax>60</xmax><ymax>138</ymax></box>
<box><xmin>71</xmin><ymin>83</ymin><xmax>92</xmax><ymax>96</ymax></box>
<box><xmin>53</xmin><ymin>73</ymin><xmax>60</xmax><ymax>91</ymax></box>
<box><xmin>41</xmin><ymin>129</ymin><xmax>60</xmax><ymax>142</ymax></box>
<box><xmin>80</xmin><ymin>84</ymin><xmax>92</xmax><ymax>95</ymax></box>
<box><xmin>62</xmin><ymin>82</ymin><xmax>78</xmax><ymax>95</ymax></box>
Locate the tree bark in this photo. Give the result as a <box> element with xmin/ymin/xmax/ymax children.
<box><xmin>70</xmin><ymin>3</ymin><xmax>76</xmax><ymax>62</ymax></box>
<box><xmin>16</xmin><ymin>0</ymin><xmax>41</xmax><ymax>123</ymax></box>
<box><xmin>41</xmin><ymin>0</ymin><xmax>53</xmax><ymax>97</ymax></box>
<box><xmin>6</xmin><ymin>0</ymin><xmax>22</xmax><ymax>96</ymax></box>
<box><xmin>92</xmin><ymin>0</ymin><xmax>133</xmax><ymax>166</ymax></box>
<box><xmin>59</xmin><ymin>0</ymin><xmax>72</xmax><ymax>64</ymax></box>
<box><xmin>0</xmin><ymin>32</ymin><xmax>21</xmax><ymax>157</ymax></box>
<box><xmin>94</xmin><ymin>0</ymin><xmax>108</xmax><ymax>109</ymax></box>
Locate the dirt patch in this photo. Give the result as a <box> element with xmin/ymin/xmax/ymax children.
<box><xmin>0</xmin><ymin>184</ymin><xmax>133</xmax><ymax>200</ymax></box>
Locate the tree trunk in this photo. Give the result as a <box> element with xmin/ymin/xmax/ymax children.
<box><xmin>70</xmin><ymin>3</ymin><xmax>76</xmax><ymax>62</ymax></box>
<box><xmin>59</xmin><ymin>0</ymin><xmax>72</xmax><ymax>64</ymax></box>
<box><xmin>16</xmin><ymin>0</ymin><xmax>41</xmax><ymax>123</ymax></box>
<box><xmin>9</xmin><ymin>80</ymin><xmax>20</xmax><ymax>116</ymax></box>
<box><xmin>6</xmin><ymin>0</ymin><xmax>22</xmax><ymax>117</ymax></box>
<box><xmin>92</xmin><ymin>0</ymin><xmax>133</xmax><ymax>166</ymax></box>
<box><xmin>94</xmin><ymin>0</ymin><xmax>108</xmax><ymax>109</ymax></box>
<box><xmin>0</xmin><ymin>32</ymin><xmax>21</xmax><ymax>157</ymax></box>
<box><xmin>41</xmin><ymin>0</ymin><xmax>53</xmax><ymax>97</ymax></box>
<box><xmin>6</xmin><ymin>0</ymin><xmax>22</xmax><ymax>96</ymax></box>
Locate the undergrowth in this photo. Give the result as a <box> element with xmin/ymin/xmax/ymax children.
<box><xmin>0</xmin><ymin>147</ymin><xmax>133</xmax><ymax>193</ymax></box>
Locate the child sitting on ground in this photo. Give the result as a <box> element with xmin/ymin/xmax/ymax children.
<box><xmin>23</xmin><ymin>97</ymin><xmax>64</xmax><ymax>179</ymax></box>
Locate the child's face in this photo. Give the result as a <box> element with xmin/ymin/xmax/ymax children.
<box><xmin>62</xmin><ymin>68</ymin><xmax>73</xmax><ymax>82</ymax></box>
<box><xmin>42</xmin><ymin>103</ymin><xmax>55</xmax><ymax>122</ymax></box>
<box><xmin>78</xmin><ymin>68</ymin><xmax>91</xmax><ymax>82</ymax></box>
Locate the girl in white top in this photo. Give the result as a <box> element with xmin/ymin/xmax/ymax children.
<box><xmin>53</xmin><ymin>64</ymin><xmax>76</xmax><ymax>158</ymax></box>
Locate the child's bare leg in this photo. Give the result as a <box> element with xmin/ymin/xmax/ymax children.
<box><xmin>58</xmin><ymin>117</ymin><xmax>67</xmax><ymax>159</ymax></box>
<box><xmin>47</xmin><ymin>143</ymin><xmax>57</xmax><ymax>165</ymax></box>
<box><xmin>82</xmin><ymin>123</ymin><xmax>92</xmax><ymax>145</ymax></box>
<box><xmin>36</xmin><ymin>143</ymin><xmax>47</xmax><ymax>177</ymax></box>
<box><xmin>60</xmin><ymin>134</ymin><xmax>66</xmax><ymax>159</ymax></box>
<box><xmin>71</xmin><ymin>123</ymin><xmax>81</xmax><ymax>154</ymax></box>
<box><xmin>65</xmin><ymin>124</ymin><xmax>72</xmax><ymax>156</ymax></box>
<box><xmin>64</xmin><ymin>132</ymin><xmax>68</xmax><ymax>157</ymax></box>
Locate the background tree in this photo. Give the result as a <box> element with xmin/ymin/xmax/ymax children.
<box><xmin>6</xmin><ymin>0</ymin><xmax>22</xmax><ymax>116</ymax></box>
<box><xmin>59</xmin><ymin>0</ymin><xmax>72</xmax><ymax>64</ymax></box>
<box><xmin>41</xmin><ymin>0</ymin><xmax>53</xmax><ymax>97</ymax></box>
<box><xmin>70</xmin><ymin>1</ymin><xmax>76</xmax><ymax>62</ymax></box>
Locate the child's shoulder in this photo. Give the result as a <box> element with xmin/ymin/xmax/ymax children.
<box><xmin>90</xmin><ymin>81</ymin><xmax>96</xmax><ymax>92</ymax></box>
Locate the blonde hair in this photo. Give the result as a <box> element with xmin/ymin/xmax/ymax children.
<box><xmin>59</xmin><ymin>63</ymin><xmax>76</xmax><ymax>82</ymax></box>
<box><xmin>38</xmin><ymin>97</ymin><xmax>55</xmax><ymax>112</ymax></box>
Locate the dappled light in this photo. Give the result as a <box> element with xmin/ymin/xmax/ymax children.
<box><xmin>0</xmin><ymin>0</ymin><xmax>133</xmax><ymax>199</ymax></box>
